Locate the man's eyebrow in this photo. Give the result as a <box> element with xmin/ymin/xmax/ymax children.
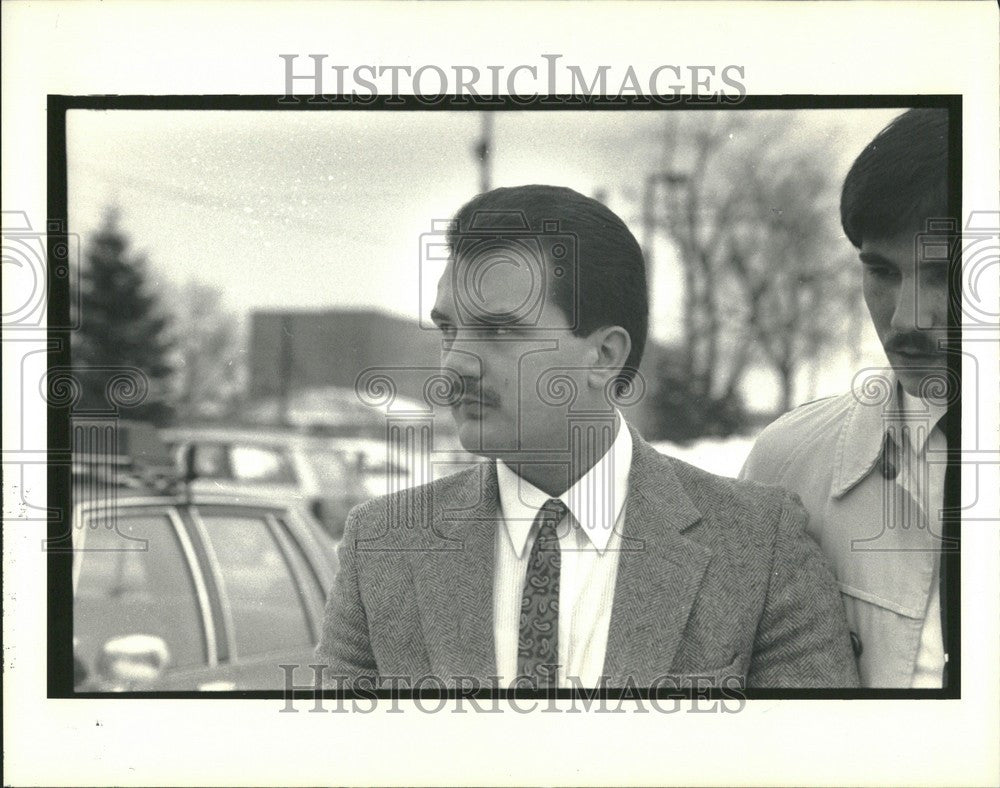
<box><xmin>858</xmin><ymin>252</ymin><xmax>897</xmax><ymax>266</ymax></box>
<box><xmin>859</xmin><ymin>251</ymin><xmax>947</xmax><ymax>269</ymax></box>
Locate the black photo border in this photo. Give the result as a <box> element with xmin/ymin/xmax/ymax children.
<box><xmin>46</xmin><ymin>92</ymin><xmax>963</xmax><ymax>702</ymax></box>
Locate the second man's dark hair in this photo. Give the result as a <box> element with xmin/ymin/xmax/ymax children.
<box><xmin>840</xmin><ymin>108</ymin><xmax>950</xmax><ymax>248</ymax></box>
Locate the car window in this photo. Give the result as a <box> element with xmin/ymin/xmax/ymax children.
<box><xmin>198</xmin><ymin>513</ymin><xmax>312</xmax><ymax>659</ymax></box>
<box><xmin>229</xmin><ymin>445</ymin><xmax>297</xmax><ymax>485</ymax></box>
<box><xmin>274</xmin><ymin>516</ymin><xmax>328</xmax><ymax>623</ymax></box>
<box><xmin>191</xmin><ymin>442</ymin><xmax>232</xmax><ymax>479</ymax></box>
<box><xmin>74</xmin><ymin>513</ymin><xmax>207</xmax><ymax>671</ymax></box>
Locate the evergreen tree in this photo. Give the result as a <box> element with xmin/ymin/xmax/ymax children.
<box><xmin>74</xmin><ymin>208</ymin><xmax>175</xmax><ymax>424</ymax></box>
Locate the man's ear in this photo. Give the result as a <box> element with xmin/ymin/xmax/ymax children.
<box><xmin>586</xmin><ymin>326</ymin><xmax>632</xmax><ymax>389</ymax></box>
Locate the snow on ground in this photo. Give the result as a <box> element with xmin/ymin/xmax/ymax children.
<box><xmin>650</xmin><ymin>434</ymin><xmax>760</xmax><ymax>479</ymax></box>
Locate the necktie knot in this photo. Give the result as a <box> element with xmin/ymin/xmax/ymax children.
<box><xmin>539</xmin><ymin>498</ymin><xmax>567</xmax><ymax>523</ymax></box>
<box><xmin>535</xmin><ymin>499</ymin><xmax>567</xmax><ymax>545</ymax></box>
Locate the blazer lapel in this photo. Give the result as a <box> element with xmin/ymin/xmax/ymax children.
<box><xmin>411</xmin><ymin>463</ymin><xmax>499</xmax><ymax>685</ymax></box>
<box><xmin>603</xmin><ymin>435</ymin><xmax>711</xmax><ymax>686</ymax></box>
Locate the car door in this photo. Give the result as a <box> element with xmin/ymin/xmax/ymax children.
<box><xmin>73</xmin><ymin>501</ymin><xmax>227</xmax><ymax>691</ymax></box>
<box><xmin>184</xmin><ymin>503</ymin><xmax>332</xmax><ymax>690</ymax></box>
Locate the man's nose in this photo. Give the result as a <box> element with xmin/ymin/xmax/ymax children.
<box><xmin>440</xmin><ymin>340</ymin><xmax>482</xmax><ymax>382</ymax></box>
<box><xmin>889</xmin><ymin>274</ymin><xmax>929</xmax><ymax>334</ymax></box>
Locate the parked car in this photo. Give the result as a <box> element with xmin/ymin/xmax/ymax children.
<box><xmin>161</xmin><ymin>426</ymin><xmax>371</xmax><ymax>541</ymax></box>
<box><xmin>71</xmin><ymin>422</ymin><xmax>338</xmax><ymax>692</ymax></box>
<box><xmin>162</xmin><ymin>425</ymin><xmax>482</xmax><ymax>536</ymax></box>
<box><xmin>327</xmin><ymin>435</ymin><xmax>481</xmax><ymax>500</ymax></box>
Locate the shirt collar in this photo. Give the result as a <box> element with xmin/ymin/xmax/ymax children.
<box><xmin>495</xmin><ymin>412</ymin><xmax>633</xmax><ymax>556</ymax></box>
<box><xmin>833</xmin><ymin>371</ymin><xmax>948</xmax><ymax>497</ymax></box>
<box><xmin>898</xmin><ymin>389</ymin><xmax>948</xmax><ymax>455</ymax></box>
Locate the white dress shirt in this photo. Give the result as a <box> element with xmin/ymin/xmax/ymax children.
<box><xmin>897</xmin><ymin>390</ymin><xmax>948</xmax><ymax>688</ymax></box>
<box><xmin>493</xmin><ymin>417</ymin><xmax>633</xmax><ymax>688</ymax></box>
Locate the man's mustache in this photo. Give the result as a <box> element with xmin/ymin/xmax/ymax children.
<box><xmin>449</xmin><ymin>377</ymin><xmax>501</xmax><ymax>408</ymax></box>
<box><xmin>884</xmin><ymin>332</ymin><xmax>940</xmax><ymax>357</ymax></box>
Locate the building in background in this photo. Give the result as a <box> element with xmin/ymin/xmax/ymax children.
<box><xmin>248</xmin><ymin>308</ymin><xmax>453</xmax><ymax>436</ymax></box>
<box><xmin>251</xmin><ymin>309</ymin><xmax>441</xmax><ymax>401</ymax></box>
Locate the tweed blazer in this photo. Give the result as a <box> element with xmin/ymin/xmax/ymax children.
<box><xmin>316</xmin><ymin>428</ymin><xmax>859</xmax><ymax>689</ymax></box>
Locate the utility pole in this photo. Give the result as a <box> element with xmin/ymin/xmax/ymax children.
<box><xmin>644</xmin><ymin>171</ymin><xmax>689</xmax><ymax>271</ymax></box>
<box><xmin>475</xmin><ymin>112</ymin><xmax>494</xmax><ymax>192</ymax></box>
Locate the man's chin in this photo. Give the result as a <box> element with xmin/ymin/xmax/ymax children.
<box><xmin>453</xmin><ymin>411</ymin><xmax>515</xmax><ymax>459</ymax></box>
<box><xmin>892</xmin><ymin>363</ymin><xmax>953</xmax><ymax>402</ymax></box>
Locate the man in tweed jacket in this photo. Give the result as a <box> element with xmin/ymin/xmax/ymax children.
<box><xmin>317</xmin><ymin>185</ymin><xmax>858</xmax><ymax>690</ymax></box>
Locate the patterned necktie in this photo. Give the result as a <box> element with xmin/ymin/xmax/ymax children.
<box><xmin>517</xmin><ymin>498</ymin><xmax>567</xmax><ymax>688</ymax></box>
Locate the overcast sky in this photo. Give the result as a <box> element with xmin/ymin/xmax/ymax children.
<box><xmin>66</xmin><ymin>107</ymin><xmax>900</xmax><ymax>406</ymax></box>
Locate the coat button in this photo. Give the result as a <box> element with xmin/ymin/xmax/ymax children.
<box><xmin>850</xmin><ymin>631</ymin><xmax>863</xmax><ymax>658</ymax></box>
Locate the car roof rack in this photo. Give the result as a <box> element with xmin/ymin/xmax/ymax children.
<box><xmin>72</xmin><ymin>419</ymin><xmax>185</xmax><ymax>495</ymax></box>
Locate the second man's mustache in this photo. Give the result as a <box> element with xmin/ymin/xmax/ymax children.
<box><xmin>884</xmin><ymin>332</ymin><xmax>941</xmax><ymax>357</ymax></box>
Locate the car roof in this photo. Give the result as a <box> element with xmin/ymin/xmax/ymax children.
<box><xmin>75</xmin><ymin>490</ymin><xmax>313</xmax><ymax>512</ymax></box>
<box><xmin>73</xmin><ymin>491</ymin><xmax>338</xmax><ymax>588</ymax></box>
<box><xmin>161</xmin><ymin>426</ymin><xmax>367</xmax><ymax>449</ymax></box>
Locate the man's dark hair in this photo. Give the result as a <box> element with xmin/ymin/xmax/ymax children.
<box><xmin>447</xmin><ymin>184</ymin><xmax>649</xmax><ymax>387</ymax></box>
<box><xmin>840</xmin><ymin>108</ymin><xmax>950</xmax><ymax>248</ymax></box>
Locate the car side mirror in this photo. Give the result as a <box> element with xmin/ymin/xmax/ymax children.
<box><xmin>95</xmin><ymin>634</ymin><xmax>171</xmax><ymax>691</ymax></box>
